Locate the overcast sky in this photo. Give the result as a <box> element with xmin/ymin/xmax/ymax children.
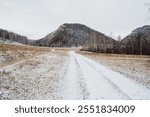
<box><xmin>0</xmin><ymin>0</ymin><xmax>149</xmax><ymax>39</ymax></box>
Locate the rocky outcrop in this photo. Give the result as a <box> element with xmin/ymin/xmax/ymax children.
<box><xmin>0</xmin><ymin>29</ymin><xmax>35</xmax><ymax>45</ymax></box>
<box><xmin>121</xmin><ymin>25</ymin><xmax>150</xmax><ymax>55</ymax></box>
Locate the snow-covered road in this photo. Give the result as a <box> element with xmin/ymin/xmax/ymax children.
<box><xmin>1</xmin><ymin>51</ymin><xmax>150</xmax><ymax>100</ymax></box>
<box><xmin>60</xmin><ymin>51</ymin><xmax>150</xmax><ymax>100</ymax></box>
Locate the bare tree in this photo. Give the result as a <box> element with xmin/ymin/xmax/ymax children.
<box><xmin>108</xmin><ymin>32</ymin><xmax>115</xmax><ymax>54</ymax></box>
<box><xmin>131</xmin><ymin>39</ymin><xmax>134</xmax><ymax>55</ymax></box>
<box><xmin>101</xmin><ymin>35</ymin><xmax>106</xmax><ymax>53</ymax></box>
<box><xmin>93</xmin><ymin>32</ymin><xmax>97</xmax><ymax>52</ymax></box>
<box><xmin>125</xmin><ymin>37</ymin><xmax>128</xmax><ymax>54</ymax></box>
<box><xmin>140</xmin><ymin>35</ymin><xmax>143</xmax><ymax>55</ymax></box>
<box><xmin>117</xmin><ymin>35</ymin><xmax>122</xmax><ymax>42</ymax></box>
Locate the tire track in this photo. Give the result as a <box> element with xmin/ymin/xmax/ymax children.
<box><xmin>73</xmin><ymin>52</ymin><xmax>150</xmax><ymax>100</ymax></box>
<box><xmin>74</xmin><ymin>53</ymin><xmax>131</xmax><ymax>99</ymax></box>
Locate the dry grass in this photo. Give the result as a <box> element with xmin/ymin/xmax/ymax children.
<box><xmin>78</xmin><ymin>51</ymin><xmax>150</xmax><ymax>88</ymax></box>
<box><xmin>50</xmin><ymin>47</ymin><xmax>81</xmax><ymax>52</ymax></box>
<box><xmin>0</xmin><ymin>44</ymin><xmax>51</xmax><ymax>67</ymax></box>
<box><xmin>0</xmin><ymin>43</ymin><xmax>51</xmax><ymax>52</ymax></box>
<box><xmin>0</xmin><ymin>44</ymin><xmax>77</xmax><ymax>67</ymax></box>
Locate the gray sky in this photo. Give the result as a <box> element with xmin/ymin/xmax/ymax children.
<box><xmin>0</xmin><ymin>0</ymin><xmax>149</xmax><ymax>39</ymax></box>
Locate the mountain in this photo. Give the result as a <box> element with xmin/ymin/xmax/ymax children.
<box><xmin>35</xmin><ymin>23</ymin><xmax>95</xmax><ymax>47</ymax></box>
<box><xmin>121</xmin><ymin>25</ymin><xmax>150</xmax><ymax>55</ymax></box>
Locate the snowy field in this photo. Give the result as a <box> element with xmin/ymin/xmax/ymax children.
<box><xmin>0</xmin><ymin>51</ymin><xmax>68</xmax><ymax>99</ymax></box>
<box><xmin>0</xmin><ymin>45</ymin><xmax>150</xmax><ymax>100</ymax></box>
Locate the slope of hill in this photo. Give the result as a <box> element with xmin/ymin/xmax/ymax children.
<box><xmin>82</xmin><ymin>32</ymin><xmax>122</xmax><ymax>53</ymax></box>
<box><xmin>35</xmin><ymin>23</ymin><xmax>93</xmax><ymax>47</ymax></box>
<box><xmin>121</xmin><ymin>25</ymin><xmax>150</xmax><ymax>55</ymax></box>
<box><xmin>0</xmin><ymin>37</ymin><xmax>25</xmax><ymax>45</ymax></box>
<box><xmin>0</xmin><ymin>29</ymin><xmax>35</xmax><ymax>45</ymax></box>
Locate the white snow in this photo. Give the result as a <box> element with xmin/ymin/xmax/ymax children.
<box><xmin>69</xmin><ymin>52</ymin><xmax>150</xmax><ymax>100</ymax></box>
<box><xmin>0</xmin><ymin>56</ymin><xmax>6</xmax><ymax>64</ymax></box>
<box><xmin>59</xmin><ymin>51</ymin><xmax>89</xmax><ymax>99</ymax></box>
<box><xmin>0</xmin><ymin>52</ymin><xmax>68</xmax><ymax>99</ymax></box>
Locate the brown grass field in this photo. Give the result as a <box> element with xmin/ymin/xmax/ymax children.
<box><xmin>0</xmin><ymin>43</ymin><xmax>80</xmax><ymax>67</ymax></box>
<box><xmin>0</xmin><ymin>44</ymin><xmax>51</xmax><ymax>67</ymax></box>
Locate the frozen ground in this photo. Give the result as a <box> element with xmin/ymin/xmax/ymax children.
<box><xmin>0</xmin><ymin>56</ymin><xmax>6</xmax><ymax>64</ymax></box>
<box><xmin>0</xmin><ymin>50</ymin><xmax>150</xmax><ymax>100</ymax></box>
<box><xmin>0</xmin><ymin>52</ymin><xmax>68</xmax><ymax>99</ymax></box>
